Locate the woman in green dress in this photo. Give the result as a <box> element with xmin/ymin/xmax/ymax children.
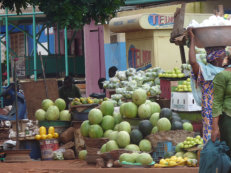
<box><xmin>211</xmin><ymin>55</ymin><xmax>231</xmax><ymax>154</ymax></box>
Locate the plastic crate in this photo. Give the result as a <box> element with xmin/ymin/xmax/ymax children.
<box><xmin>170</xmin><ymin>92</ymin><xmax>202</xmax><ymax>112</ymax></box>
<box><xmin>152</xmin><ymin>142</ymin><xmax>175</xmax><ymax>162</ymax></box>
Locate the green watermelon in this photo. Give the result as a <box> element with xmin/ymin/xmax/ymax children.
<box><xmin>160</xmin><ymin>108</ymin><xmax>172</xmax><ymax>120</ymax></box>
<box><xmin>138</xmin><ymin>120</ymin><xmax>153</xmax><ymax>137</ymax></box>
<box><xmin>171</xmin><ymin>121</ymin><xmax>183</xmax><ymax>130</ymax></box>
<box><xmin>130</xmin><ymin>129</ymin><xmax>143</xmax><ymax>145</ymax></box>
<box><xmin>171</xmin><ymin>112</ymin><xmax>181</xmax><ymax>122</ymax></box>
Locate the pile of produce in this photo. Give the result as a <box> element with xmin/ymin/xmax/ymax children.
<box><xmin>80</xmin><ymin>101</ymin><xmax>120</xmax><ymax>138</ymax></box>
<box><xmin>35</xmin><ymin>126</ymin><xmax>59</xmax><ymax>140</ymax></box>
<box><xmin>149</xmin><ymin>107</ymin><xmax>194</xmax><ymax>132</ymax></box>
<box><xmin>120</xmin><ymin>89</ymin><xmax>161</xmax><ymax>119</ymax></box>
<box><xmin>103</xmin><ymin>68</ymin><xmax>162</xmax><ymax>104</ymax></box>
<box><xmin>158</xmin><ymin>67</ymin><xmax>186</xmax><ymax>78</ymax></box>
<box><xmin>119</xmin><ymin>152</ymin><xmax>154</xmax><ymax>166</ymax></box>
<box><xmin>174</xmin><ymin>78</ymin><xmax>192</xmax><ymax>92</ymax></box>
<box><xmin>154</xmin><ymin>155</ymin><xmax>197</xmax><ymax>167</ymax></box>
<box><xmin>71</xmin><ymin>97</ymin><xmax>104</xmax><ymax>105</ymax></box>
<box><xmin>155</xmin><ymin>135</ymin><xmax>201</xmax><ymax>168</ymax></box>
<box><xmin>188</xmin><ymin>15</ymin><xmax>231</xmax><ymax>28</ymax></box>
<box><xmin>177</xmin><ymin>135</ymin><xmax>203</xmax><ymax>149</ymax></box>
<box><xmin>35</xmin><ymin>98</ymin><xmax>71</xmax><ymax>121</ymax></box>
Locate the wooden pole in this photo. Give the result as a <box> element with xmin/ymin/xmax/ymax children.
<box><xmin>179</xmin><ymin>45</ymin><xmax>186</xmax><ymax>64</ymax></box>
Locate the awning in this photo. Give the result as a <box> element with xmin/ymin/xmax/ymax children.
<box><xmin>125</xmin><ymin>0</ymin><xmax>205</xmax><ymax>5</ymax></box>
<box><xmin>125</xmin><ymin>0</ymin><xmax>173</xmax><ymax>5</ymax></box>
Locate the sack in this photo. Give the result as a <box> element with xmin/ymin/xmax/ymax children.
<box><xmin>199</xmin><ymin>139</ymin><xmax>231</xmax><ymax>173</ymax></box>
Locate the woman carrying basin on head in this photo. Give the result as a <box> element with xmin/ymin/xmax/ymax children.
<box><xmin>188</xmin><ymin>28</ymin><xmax>227</xmax><ymax>143</ymax></box>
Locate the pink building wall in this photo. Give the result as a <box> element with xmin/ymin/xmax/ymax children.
<box><xmin>84</xmin><ymin>21</ymin><xmax>106</xmax><ymax>96</ymax></box>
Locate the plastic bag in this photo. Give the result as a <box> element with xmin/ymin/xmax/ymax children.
<box><xmin>199</xmin><ymin>139</ymin><xmax>231</xmax><ymax>173</ymax></box>
<box><xmin>53</xmin><ymin>149</ymin><xmax>65</xmax><ymax>160</ymax></box>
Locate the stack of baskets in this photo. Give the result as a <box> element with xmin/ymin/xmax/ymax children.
<box><xmin>84</xmin><ymin>137</ymin><xmax>109</xmax><ymax>164</ymax></box>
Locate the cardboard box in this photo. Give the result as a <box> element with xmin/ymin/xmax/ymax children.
<box><xmin>170</xmin><ymin>92</ymin><xmax>201</xmax><ymax>112</ymax></box>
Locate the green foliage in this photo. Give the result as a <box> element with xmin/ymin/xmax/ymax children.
<box><xmin>0</xmin><ymin>0</ymin><xmax>125</xmax><ymax>29</ymax></box>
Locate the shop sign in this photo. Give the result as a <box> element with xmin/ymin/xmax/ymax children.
<box><xmin>148</xmin><ymin>13</ymin><xmax>174</xmax><ymax>28</ymax></box>
<box><xmin>128</xmin><ymin>45</ymin><xmax>152</xmax><ymax>70</ymax></box>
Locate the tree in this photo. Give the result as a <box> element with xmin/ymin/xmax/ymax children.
<box><xmin>0</xmin><ymin>0</ymin><xmax>125</xmax><ymax>29</ymax></box>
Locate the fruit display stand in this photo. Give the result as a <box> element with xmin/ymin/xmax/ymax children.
<box><xmin>70</xmin><ymin>103</ymin><xmax>99</xmax><ymax>121</ymax></box>
<box><xmin>159</xmin><ymin>77</ymin><xmax>189</xmax><ymax>100</ymax></box>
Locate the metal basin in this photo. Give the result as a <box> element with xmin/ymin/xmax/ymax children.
<box><xmin>192</xmin><ymin>25</ymin><xmax>231</xmax><ymax>48</ymax></box>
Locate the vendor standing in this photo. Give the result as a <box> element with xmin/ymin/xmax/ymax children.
<box><xmin>188</xmin><ymin>28</ymin><xmax>227</xmax><ymax>143</ymax></box>
<box><xmin>211</xmin><ymin>55</ymin><xmax>231</xmax><ymax>154</ymax></box>
<box><xmin>59</xmin><ymin>76</ymin><xmax>81</xmax><ymax>107</ymax></box>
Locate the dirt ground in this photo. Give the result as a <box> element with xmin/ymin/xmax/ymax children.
<box><xmin>0</xmin><ymin>160</ymin><xmax>199</xmax><ymax>173</ymax></box>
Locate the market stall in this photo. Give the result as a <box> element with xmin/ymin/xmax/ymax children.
<box><xmin>1</xmin><ymin>3</ymin><xmax>231</xmax><ymax>173</ymax></box>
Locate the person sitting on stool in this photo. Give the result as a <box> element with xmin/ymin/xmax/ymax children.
<box><xmin>59</xmin><ymin>76</ymin><xmax>81</xmax><ymax>107</ymax></box>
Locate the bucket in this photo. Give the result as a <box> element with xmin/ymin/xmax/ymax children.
<box><xmin>40</xmin><ymin>139</ymin><xmax>59</xmax><ymax>160</ymax></box>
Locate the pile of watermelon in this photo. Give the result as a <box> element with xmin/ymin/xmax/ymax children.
<box><xmin>120</xmin><ymin>89</ymin><xmax>161</xmax><ymax>119</ymax></box>
<box><xmin>35</xmin><ymin>98</ymin><xmax>71</xmax><ymax>121</ymax></box>
<box><xmin>80</xmin><ymin>88</ymin><xmax>194</xmax><ymax>157</ymax></box>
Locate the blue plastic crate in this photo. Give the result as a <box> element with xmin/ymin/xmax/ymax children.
<box><xmin>152</xmin><ymin>142</ymin><xmax>175</xmax><ymax>162</ymax></box>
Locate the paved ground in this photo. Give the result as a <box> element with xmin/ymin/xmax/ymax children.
<box><xmin>0</xmin><ymin>160</ymin><xmax>199</xmax><ymax>173</ymax></box>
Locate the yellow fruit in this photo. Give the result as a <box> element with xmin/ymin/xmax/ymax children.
<box><xmin>160</xmin><ymin>159</ymin><xmax>168</xmax><ymax>165</ymax></box>
<box><xmin>176</xmin><ymin>157</ymin><xmax>183</xmax><ymax>162</ymax></box>
<box><xmin>184</xmin><ymin>157</ymin><xmax>188</xmax><ymax>161</ymax></box>
<box><xmin>47</xmin><ymin>134</ymin><xmax>53</xmax><ymax>139</ymax></box>
<box><xmin>53</xmin><ymin>133</ymin><xmax>59</xmax><ymax>138</ymax></box>
<box><xmin>35</xmin><ymin>135</ymin><xmax>41</xmax><ymax>140</ymax></box>
<box><xmin>48</xmin><ymin>126</ymin><xmax>55</xmax><ymax>135</ymax></box>
<box><xmin>39</xmin><ymin>126</ymin><xmax>47</xmax><ymax>136</ymax></box>
<box><xmin>170</xmin><ymin>156</ymin><xmax>177</xmax><ymax>162</ymax></box>
<box><xmin>165</xmin><ymin>159</ymin><xmax>170</xmax><ymax>162</ymax></box>
<box><xmin>169</xmin><ymin>161</ymin><xmax>177</xmax><ymax>166</ymax></box>
<box><xmin>41</xmin><ymin>134</ymin><xmax>47</xmax><ymax>140</ymax></box>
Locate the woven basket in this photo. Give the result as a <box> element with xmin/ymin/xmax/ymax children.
<box><xmin>98</xmin><ymin>149</ymin><xmax>133</xmax><ymax>161</ymax></box>
<box><xmin>84</xmin><ymin>137</ymin><xmax>109</xmax><ymax>148</ymax></box>
<box><xmin>147</xmin><ymin>130</ymin><xmax>194</xmax><ymax>148</ymax></box>
<box><xmin>86</xmin><ymin>146</ymin><xmax>100</xmax><ymax>155</ymax></box>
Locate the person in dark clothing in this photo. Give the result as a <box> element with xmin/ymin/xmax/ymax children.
<box><xmin>109</xmin><ymin>66</ymin><xmax>118</xmax><ymax>78</ymax></box>
<box><xmin>59</xmin><ymin>76</ymin><xmax>81</xmax><ymax>107</ymax></box>
<box><xmin>98</xmin><ymin>78</ymin><xmax>106</xmax><ymax>90</ymax></box>
<box><xmin>98</xmin><ymin>77</ymin><xmax>106</xmax><ymax>94</ymax></box>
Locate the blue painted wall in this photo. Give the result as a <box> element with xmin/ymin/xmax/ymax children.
<box><xmin>28</xmin><ymin>25</ymin><xmax>55</xmax><ymax>56</ymax></box>
<box><xmin>104</xmin><ymin>42</ymin><xmax>127</xmax><ymax>79</ymax></box>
